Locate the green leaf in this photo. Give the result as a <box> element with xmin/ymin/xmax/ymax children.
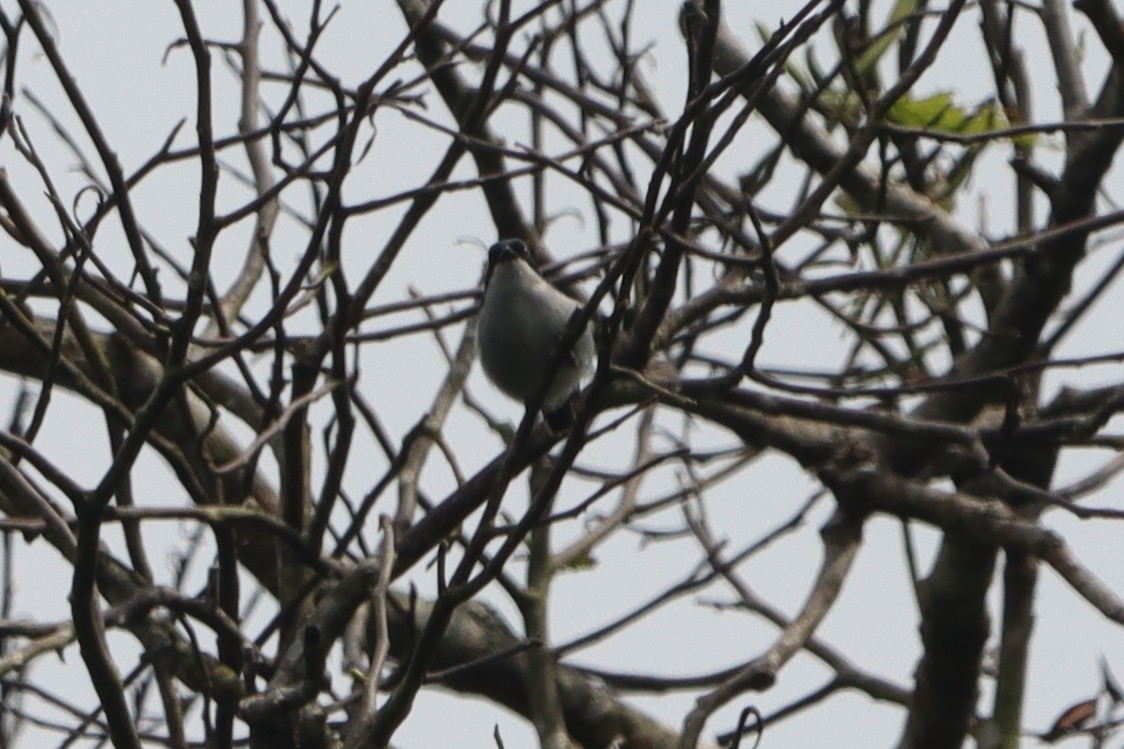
<box><xmin>818</xmin><ymin>89</ymin><xmax>863</xmax><ymax>127</ymax></box>
<box><xmin>889</xmin><ymin>94</ymin><xmax>1037</xmax><ymax>146</ymax></box>
<box><xmin>888</xmin><ymin>91</ymin><xmax>956</xmax><ymax>128</ymax></box>
<box><xmin>854</xmin><ymin>0</ymin><xmax>920</xmax><ymax>77</ymax></box>
<box><xmin>558</xmin><ymin>550</ymin><xmax>598</xmax><ymax>572</ymax></box>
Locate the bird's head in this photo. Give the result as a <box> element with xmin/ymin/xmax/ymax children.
<box><xmin>485</xmin><ymin>238</ymin><xmax>533</xmax><ymax>288</ymax></box>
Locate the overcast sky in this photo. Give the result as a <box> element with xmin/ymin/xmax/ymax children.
<box><xmin>1</xmin><ymin>1</ymin><xmax>1122</xmax><ymax>747</ymax></box>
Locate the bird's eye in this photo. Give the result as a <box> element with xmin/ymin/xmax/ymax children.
<box><xmin>508</xmin><ymin>239</ymin><xmax>529</xmax><ymax>259</ymax></box>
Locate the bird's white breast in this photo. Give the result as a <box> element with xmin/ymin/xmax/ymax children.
<box><xmin>477</xmin><ymin>260</ymin><xmax>593</xmax><ymax>410</ymax></box>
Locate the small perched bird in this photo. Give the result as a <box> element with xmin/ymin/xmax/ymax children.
<box><xmin>476</xmin><ymin>238</ymin><xmax>595</xmax><ymax>429</ymax></box>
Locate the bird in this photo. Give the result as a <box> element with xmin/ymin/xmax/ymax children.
<box><xmin>476</xmin><ymin>238</ymin><xmax>595</xmax><ymax>430</ymax></box>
